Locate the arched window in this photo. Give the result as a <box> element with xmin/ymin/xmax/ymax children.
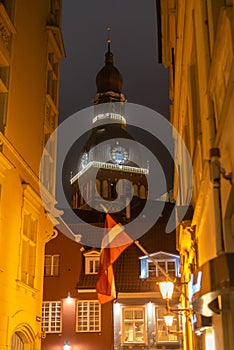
<box><xmin>96</xmin><ymin>179</ymin><xmax>101</xmax><ymax>196</ymax></box>
<box><xmin>11</xmin><ymin>333</ymin><xmax>24</xmax><ymax>350</ymax></box>
<box><xmin>139</xmin><ymin>185</ymin><xmax>146</xmax><ymax>199</ymax></box>
<box><xmin>102</xmin><ymin>180</ymin><xmax>108</xmax><ymax>199</ymax></box>
<box><xmin>75</xmin><ymin>192</ymin><xmax>78</xmax><ymax>208</ymax></box>
<box><xmin>133</xmin><ymin>184</ymin><xmax>138</xmax><ymax>196</ymax></box>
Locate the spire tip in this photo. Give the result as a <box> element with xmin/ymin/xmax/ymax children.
<box><xmin>107</xmin><ymin>26</ymin><xmax>111</xmax><ymax>51</ymax></box>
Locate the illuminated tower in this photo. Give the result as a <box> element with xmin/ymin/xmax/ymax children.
<box><xmin>70</xmin><ymin>39</ymin><xmax>149</xmax><ymax>220</ymax></box>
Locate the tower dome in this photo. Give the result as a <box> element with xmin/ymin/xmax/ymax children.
<box><xmin>96</xmin><ymin>48</ymin><xmax>123</xmax><ymax>93</ymax></box>
<box><xmin>94</xmin><ymin>34</ymin><xmax>126</xmax><ymax>105</ymax></box>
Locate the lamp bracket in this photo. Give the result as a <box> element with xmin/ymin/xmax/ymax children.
<box><xmin>220</xmin><ymin>167</ymin><xmax>232</xmax><ymax>184</ymax></box>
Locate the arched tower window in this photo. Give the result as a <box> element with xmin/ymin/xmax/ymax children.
<box><xmin>102</xmin><ymin>180</ymin><xmax>108</xmax><ymax>199</ymax></box>
<box><xmin>133</xmin><ymin>184</ymin><xmax>138</xmax><ymax>197</ymax></box>
<box><xmin>139</xmin><ymin>185</ymin><xmax>146</xmax><ymax>199</ymax></box>
<box><xmin>96</xmin><ymin>179</ymin><xmax>101</xmax><ymax>196</ymax></box>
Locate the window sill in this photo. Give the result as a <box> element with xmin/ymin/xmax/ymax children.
<box><xmin>16</xmin><ymin>280</ymin><xmax>39</xmax><ymax>295</ymax></box>
<box><xmin>122</xmin><ymin>343</ymin><xmax>146</xmax><ymax>347</ymax></box>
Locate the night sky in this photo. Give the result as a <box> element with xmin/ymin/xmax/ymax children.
<box><xmin>59</xmin><ymin>0</ymin><xmax>170</xmax><ymax>121</ymax></box>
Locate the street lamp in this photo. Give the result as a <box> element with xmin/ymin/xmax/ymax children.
<box><xmin>159</xmin><ymin>279</ymin><xmax>194</xmax><ymax>350</ymax></box>
<box><xmin>164</xmin><ymin>311</ymin><xmax>175</xmax><ymax>327</ymax></box>
<box><xmin>159</xmin><ymin>280</ymin><xmax>174</xmax><ymax>300</ymax></box>
<box><xmin>159</xmin><ymin>280</ymin><xmax>192</xmax><ymax>320</ymax></box>
<box><xmin>63</xmin><ymin>341</ymin><xmax>71</xmax><ymax>350</ymax></box>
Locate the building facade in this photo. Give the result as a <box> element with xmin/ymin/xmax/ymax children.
<box><xmin>160</xmin><ymin>0</ymin><xmax>234</xmax><ymax>349</ymax></box>
<box><xmin>77</xmin><ymin>206</ymin><xmax>183</xmax><ymax>350</ymax></box>
<box><xmin>41</xmin><ymin>39</ymin><xmax>185</xmax><ymax>350</ymax></box>
<box><xmin>0</xmin><ymin>1</ymin><xmax>64</xmax><ymax>349</ymax></box>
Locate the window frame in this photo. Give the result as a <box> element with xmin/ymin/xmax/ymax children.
<box><xmin>85</xmin><ymin>256</ymin><xmax>100</xmax><ymax>274</ymax></box>
<box><xmin>44</xmin><ymin>254</ymin><xmax>60</xmax><ymax>276</ymax></box>
<box><xmin>121</xmin><ymin>306</ymin><xmax>147</xmax><ymax>345</ymax></box>
<box><xmin>42</xmin><ymin>301</ymin><xmax>62</xmax><ymax>333</ymax></box>
<box><xmin>21</xmin><ymin>211</ymin><xmax>38</xmax><ymax>287</ymax></box>
<box><xmin>147</xmin><ymin>259</ymin><xmax>177</xmax><ymax>278</ymax></box>
<box><xmin>76</xmin><ymin>300</ymin><xmax>101</xmax><ymax>333</ymax></box>
<box><xmin>84</xmin><ymin>250</ymin><xmax>100</xmax><ymax>275</ymax></box>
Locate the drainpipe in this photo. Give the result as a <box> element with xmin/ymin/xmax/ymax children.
<box><xmin>209</xmin><ymin>148</ymin><xmax>225</xmax><ymax>255</ymax></box>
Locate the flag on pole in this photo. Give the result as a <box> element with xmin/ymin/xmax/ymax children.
<box><xmin>96</xmin><ymin>213</ymin><xmax>133</xmax><ymax>304</ymax></box>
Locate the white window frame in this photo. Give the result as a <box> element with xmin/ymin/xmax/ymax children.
<box><xmin>84</xmin><ymin>250</ymin><xmax>100</xmax><ymax>275</ymax></box>
<box><xmin>76</xmin><ymin>300</ymin><xmax>101</xmax><ymax>332</ymax></box>
<box><xmin>42</xmin><ymin>301</ymin><xmax>62</xmax><ymax>333</ymax></box>
<box><xmin>44</xmin><ymin>254</ymin><xmax>60</xmax><ymax>276</ymax></box>
<box><xmin>156</xmin><ymin>307</ymin><xmax>181</xmax><ymax>343</ymax></box>
<box><xmin>147</xmin><ymin>259</ymin><xmax>177</xmax><ymax>278</ymax></box>
<box><xmin>85</xmin><ymin>256</ymin><xmax>99</xmax><ymax>274</ymax></box>
<box><xmin>121</xmin><ymin>306</ymin><xmax>147</xmax><ymax>345</ymax></box>
<box><xmin>21</xmin><ymin>212</ymin><xmax>38</xmax><ymax>287</ymax></box>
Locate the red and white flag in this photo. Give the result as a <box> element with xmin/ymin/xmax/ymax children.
<box><xmin>96</xmin><ymin>214</ymin><xmax>133</xmax><ymax>304</ymax></box>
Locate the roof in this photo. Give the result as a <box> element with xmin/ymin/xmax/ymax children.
<box><xmin>77</xmin><ymin>202</ymin><xmax>179</xmax><ymax>293</ymax></box>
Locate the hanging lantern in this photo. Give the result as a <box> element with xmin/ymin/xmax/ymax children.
<box><xmin>159</xmin><ymin>281</ymin><xmax>174</xmax><ymax>299</ymax></box>
<box><xmin>164</xmin><ymin>312</ymin><xmax>174</xmax><ymax>327</ymax></box>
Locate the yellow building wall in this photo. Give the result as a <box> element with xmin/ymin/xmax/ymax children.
<box><xmin>0</xmin><ymin>1</ymin><xmax>64</xmax><ymax>349</ymax></box>
<box><xmin>161</xmin><ymin>0</ymin><xmax>234</xmax><ymax>349</ymax></box>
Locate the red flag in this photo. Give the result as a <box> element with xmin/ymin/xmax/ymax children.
<box><xmin>96</xmin><ymin>214</ymin><xmax>133</xmax><ymax>304</ymax></box>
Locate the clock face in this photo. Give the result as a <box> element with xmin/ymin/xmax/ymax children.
<box><xmin>80</xmin><ymin>152</ymin><xmax>89</xmax><ymax>169</ymax></box>
<box><xmin>111</xmin><ymin>146</ymin><xmax>128</xmax><ymax>164</ymax></box>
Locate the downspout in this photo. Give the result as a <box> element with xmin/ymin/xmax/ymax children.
<box><xmin>209</xmin><ymin>147</ymin><xmax>225</xmax><ymax>255</ymax></box>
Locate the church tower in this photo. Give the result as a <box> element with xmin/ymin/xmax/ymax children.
<box><xmin>70</xmin><ymin>38</ymin><xmax>149</xmax><ymax>221</ymax></box>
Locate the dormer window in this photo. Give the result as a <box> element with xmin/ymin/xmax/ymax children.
<box><xmin>139</xmin><ymin>251</ymin><xmax>180</xmax><ymax>280</ymax></box>
<box><xmin>148</xmin><ymin>260</ymin><xmax>177</xmax><ymax>278</ymax></box>
<box><xmin>84</xmin><ymin>249</ymin><xmax>100</xmax><ymax>275</ymax></box>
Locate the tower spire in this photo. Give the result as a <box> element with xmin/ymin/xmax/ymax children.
<box><xmin>107</xmin><ymin>26</ymin><xmax>111</xmax><ymax>52</ymax></box>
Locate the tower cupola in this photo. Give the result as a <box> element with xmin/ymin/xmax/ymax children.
<box><xmin>94</xmin><ymin>29</ymin><xmax>125</xmax><ymax>104</ymax></box>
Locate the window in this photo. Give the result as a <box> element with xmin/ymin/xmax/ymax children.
<box><xmin>44</xmin><ymin>254</ymin><xmax>60</xmax><ymax>276</ymax></box>
<box><xmin>21</xmin><ymin>213</ymin><xmax>38</xmax><ymax>287</ymax></box>
<box><xmin>122</xmin><ymin>307</ymin><xmax>146</xmax><ymax>344</ymax></box>
<box><xmin>11</xmin><ymin>333</ymin><xmax>24</xmax><ymax>350</ymax></box>
<box><xmin>156</xmin><ymin>307</ymin><xmax>180</xmax><ymax>343</ymax></box>
<box><xmin>42</xmin><ymin>301</ymin><xmax>62</xmax><ymax>333</ymax></box>
<box><xmin>148</xmin><ymin>260</ymin><xmax>176</xmax><ymax>278</ymax></box>
<box><xmin>85</xmin><ymin>257</ymin><xmax>99</xmax><ymax>274</ymax></box>
<box><xmin>50</xmin><ymin>0</ymin><xmax>61</xmax><ymax>25</ymax></box>
<box><xmin>76</xmin><ymin>300</ymin><xmax>101</xmax><ymax>332</ymax></box>
<box><xmin>0</xmin><ymin>3</ymin><xmax>15</xmax><ymax>131</ymax></box>
<box><xmin>84</xmin><ymin>250</ymin><xmax>100</xmax><ymax>274</ymax></box>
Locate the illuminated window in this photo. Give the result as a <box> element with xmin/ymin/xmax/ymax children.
<box><xmin>122</xmin><ymin>307</ymin><xmax>146</xmax><ymax>345</ymax></box>
<box><xmin>42</xmin><ymin>301</ymin><xmax>62</xmax><ymax>333</ymax></box>
<box><xmin>84</xmin><ymin>250</ymin><xmax>100</xmax><ymax>274</ymax></box>
<box><xmin>21</xmin><ymin>213</ymin><xmax>38</xmax><ymax>287</ymax></box>
<box><xmin>148</xmin><ymin>260</ymin><xmax>176</xmax><ymax>278</ymax></box>
<box><xmin>44</xmin><ymin>254</ymin><xmax>60</xmax><ymax>276</ymax></box>
<box><xmin>156</xmin><ymin>307</ymin><xmax>180</xmax><ymax>343</ymax></box>
<box><xmin>86</xmin><ymin>258</ymin><xmax>99</xmax><ymax>274</ymax></box>
<box><xmin>76</xmin><ymin>300</ymin><xmax>101</xmax><ymax>332</ymax></box>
